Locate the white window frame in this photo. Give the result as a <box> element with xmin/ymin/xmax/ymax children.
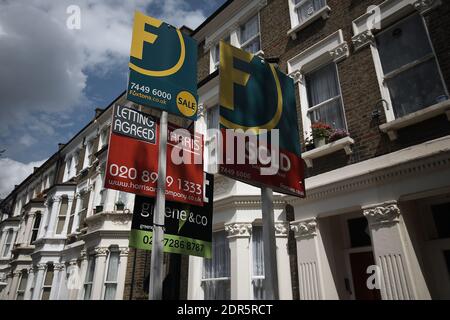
<box><xmin>205</xmin><ymin>0</ymin><xmax>267</xmax><ymax>74</ymax></box>
<box><xmin>83</xmin><ymin>255</ymin><xmax>96</xmax><ymax>300</ymax></box>
<box><xmin>102</xmin><ymin>247</ymin><xmax>120</xmax><ymax>300</ymax></box>
<box><xmin>237</xmin><ymin>13</ymin><xmax>262</xmax><ymax>55</ymax></box>
<box><xmin>30</xmin><ymin>211</ymin><xmax>41</xmax><ymax>244</ymax></box>
<box><xmin>250</xmin><ymin>224</ymin><xmax>265</xmax><ymax>300</ymax></box>
<box><xmin>351</xmin><ymin>0</ymin><xmax>446</xmax><ymax>123</ymax></box>
<box><xmin>15</xmin><ymin>270</ymin><xmax>28</xmax><ymax>300</ymax></box>
<box><xmin>40</xmin><ymin>264</ymin><xmax>54</xmax><ymax>300</ymax></box>
<box><xmin>370</xmin><ymin>13</ymin><xmax>448</xmax><ymax>123</ymax></box>
<box><xmin>287</xmin><ymin>30</ymin><xmax>349</xmax><ymax>141</ymax></box>
<box><xmin>1</xmin><ymin>228</ymin><xmax>15</xmax><ymax>258</ymax></box>
<box><xmin>201</xmin><ymin>230</ymin><xmax>231</xmax><ymax>300</ymax></box>
<box><xmin>287</xmin><ymin>0</ymin><xmax>331</xmax><ymax>39</ymax></box>
<box><xmin>55</xmin><ymin>195</ymin><xmax>69</xmax><ymax>235</ymax></box>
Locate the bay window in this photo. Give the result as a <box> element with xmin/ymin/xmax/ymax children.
<box><xmin>376</xmin><ymin>13</ymin><xmax>448</xmax><ymax>118</ymax></box>
<box><xmin>202</xmin><ymin>231</ymin><xmax>230</xmax><ymax>299</ymax></box>
<box><xmin>305</xmin><ymin>63</ymin><xmax>346</xmax><ymax>130</ymax></box>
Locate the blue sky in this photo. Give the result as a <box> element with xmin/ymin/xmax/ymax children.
<box><xmin>0</xmin><ymin>0</ymin><xmax>227</xmax><ymax>197</ymax></box>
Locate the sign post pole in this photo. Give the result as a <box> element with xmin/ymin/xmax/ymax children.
<box><xmin>149</xmin><ymin>110</ymin><xmax>168</xmax><ymax>300</ymax></box>
<box><xmin>261</xmin><ymin>187</ymin><xmax>279</xmax><ymax>300</ymax></box>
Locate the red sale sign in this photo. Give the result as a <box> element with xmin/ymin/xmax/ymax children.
<box><xmin>104</xmin><ymin>105</ymin><xmax>204</xmax><ymax>206</ymax></box>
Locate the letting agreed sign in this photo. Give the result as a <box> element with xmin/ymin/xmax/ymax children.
<box><xmin>104</xmin><ymin>105</ymin><xmax>204</xmax><ymax>206</ymax></box>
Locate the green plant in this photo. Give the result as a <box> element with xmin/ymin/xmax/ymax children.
<box><xmin>311</xmin><ymin>122</ymin><xmax>332</xmax><ymax>139</ymax></box>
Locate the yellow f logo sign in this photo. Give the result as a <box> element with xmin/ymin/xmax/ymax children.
<box><xmin>130</xmin><ymin>11</ymin><xmax>162</xmax><ymax>60</ymax></box>
<box><xmin>219</xmin><ymin>41</ymin><xmax>253</xmax><ymax>111</ymax></box>
<box><xmin>129</xmin><ymin>11</ymin><xmax>186</xmax><ymax>77</ymax></box>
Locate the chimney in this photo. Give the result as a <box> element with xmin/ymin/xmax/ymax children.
<box><xmin>58</xmin><ymin>143</ymin><xmax>65</xmax><ymax>150</ymax></box>
<box><xmin>95</xmin><ymin>108</ymin><xmax>104</xmax><ymax>118</ymax></box>
<box><xmin>33</xmin><ymin>167</ymin><xmax>39</xmax><ymax>173</ymax></box>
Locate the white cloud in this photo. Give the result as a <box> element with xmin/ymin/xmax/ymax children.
<box><xmin>0</xmin><ymin>0</ymin><xmax>207</xmax><ymax>135</ymax></box>
<box><xmin>0</xmin><ymin>158</ymin><xmax>47</xmax><ymax>198</ymax></box>
<box><xmin>18</xmin><ymin>134</ymin><xmax>38</xmax><ymax>147</ymax></box>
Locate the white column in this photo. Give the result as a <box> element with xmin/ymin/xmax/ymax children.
<box><xmin>187</xmin><ymin>256</ymin><xmax>205</xmax><ymax>299</ymax></box>
<box><xmin>291</xmin><ymin>218</ymin><xmax>338</xmax><ymax>300</ymax></box>
<box><xmin>115</xmin><ymin>247</ymin><xmax>129</xmax><ymax>300</ymax></box>
<box><xmin>225</xmin><ymin>222</ymin><xmax>252</xmax><ymax>300</ymax></box>
<box><xmin>91</xmin><ymin>247</ymin><xmax>108</xmax><ymax>300</ymax></box>
<box><xmin>8</xmin><ymin>271</ymin><xmax>21</xmax><ymax>300</ymax></box>
<box><xmin>363</xmin><ymin>201</ymin><xmax>431</xmax><ymax>300</ymax></box>
<box><xmin>32</xmin><ymin>264</ymin><xmax>46</xmax><ymax>300</ymax></box>
<box><xmin>275</xmin><ymin>222</ymin><xmax>292</xmax><ymax>300</ymax></box>
<box><xmin>45</xmin><ymin>198</ymin><xmax>60</xmax><ymax>238</ymax></box>
<box><xmin>64</xmin><ymin>260</ymin><xmax>78</xmax><ymax>300</ymax></box>
<box><xmin>24</xmin><ymin>267</ymin><xmax>34</xmax><ymax>300</ymax></box>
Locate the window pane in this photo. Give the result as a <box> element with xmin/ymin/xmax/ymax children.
<box><xmin>242</xmin><ymin>37</ymin><xmax>261</xmax><ymax>54</ymax></box>
<box><xmin>306</xmin><ymin>63</ymin><xmax>340</xmax><ymax>106</ymax></box>
<box><xmin>308</xmin><ymin>99</ymin><xmax>345</xmax><ymax>129</ymax></box>
<box><xmin>203</xmin><ymin>231</ymin><xmax>230</xmax><ymax>279</ymax></box>
<box><xmin>33</xmin><ymin>213</ymin><xmax>42</xmax><ymax>228</ymax></box>
<box><xmin>431</xmin><ymin>202</ymin><xmax>450</xmax><ymax>239</ymax></box>
<box><xmin>253</xmin><ymin>278</ymin><xmax>265</xmax><ymax>300</ymax></box>
<box><xmin>44</xmin><ymin>265</ymin><xmax>54</xmax><ymax>286</ymax></box>
<box><xmin>240</xmin><ymin>15</ymin><xmax>259</xmax><ymax>44</ymax></box>
<box><xmin>85</xmin><ymin>257</ymin><xmax>96</xmax><ymax>282</ymax></box>
<box><xmin>386</xmin><ymin>59</ymin><xmax>446</xmax><ymax>118</ymax></box>
<box><xmin>83</xmin><ymin>284</ymin><xmax>92</xmax><ymax>300</ymax></box>
<box><xmin>376</xmin><ymin>14</ymin><xmax>433</xmax><ymax>74</ymax></box>
<box><xmin>296</xmin><ymin>0</ymin><xmax>326</xmax><ymax>24</ymax></box>
<box><xmin>18</xmin><ymin>273</ymin><xmax>28</xmax><ymax>291</ymax></box>
<box><xmin>347</xmin><ymin>217</ymin><xmax>372</xmax><ymax>248</ymax></box>
<box><xmin>104</xmin><ymin>283</ymin><xmax>117</xmax><ymax>300</ymax></box>
<box><xmin>106</xmin><ymin>251</ymin><xmax>119</xmax><ymax>282</ymax></box>
<box><xmin>203</xmin><ymin>279</ymin><xmax>231</xmax><ymax>300</ymax></box>
<box><xmin>41</xmin><ymin>288</ymin><xmax>51</xmax><ymax>300</ymax></box>
<box><xmin>252</xmin><ymin>226</ymin><xmax>264</xmax><ymax>277</ymax></box>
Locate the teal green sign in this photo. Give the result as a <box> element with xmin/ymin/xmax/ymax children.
<box><xmin>127</xmin><ymin>12</ymin><xmax>198</xmax><ymax>120</ymax></box>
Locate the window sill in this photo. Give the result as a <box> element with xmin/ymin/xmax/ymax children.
<box><xmin>302</xmin><ymin>136</ymin><xmax>354</xmax><ymax>168</ymax></box>
<box><xmin>287</xmin><ymin>6</ymin><xmax>331</xmax><ymax>40</ymax></box>
<box><xmin>379</xmin><ymin>99</ymin><xmax>450</xmax><ymax>140</ymax></box>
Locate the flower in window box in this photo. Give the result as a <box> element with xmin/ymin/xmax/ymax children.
<box><xmin>311</xmin><ymin>122</ymin><xmax>332</xmax><ymax>147</ymax></box>
<box><xmin>328</xmin><ymin>129</ymin><xmax>349</xmax><ymax>143</ymax></box>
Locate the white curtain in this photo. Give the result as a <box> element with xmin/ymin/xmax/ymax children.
<box><xmin>252</xmin><ymin>226</ymin><xmax>265</xmax><ymax>300</ymax></box>
<box><xmin>240</xmin><ymin>15</ymin><xmax>259</xmax><ymax>44</ymax></box>
<box><xmin>306</xmin><ymin>63</ymin><xmax>345</xmax><ymax>129</ymax></box>
<box><xmin>202</xmin><ymin>231</ymin><xmax>230</xmax><ymax>300</ymax></box>
<box><xmin>296</xmin><ymin>0</ymin><xmax>326</xmax><ymax>24</ymax></box>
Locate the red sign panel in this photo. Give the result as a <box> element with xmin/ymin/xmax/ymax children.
<box><xmin>105</xmin><ymin>105</ymin><xmax>204</xmax><ymax>206</ymax></box>
<box><xmin>219</xmin><ymin>128</ymin><xmax>305</xmax><ymax>197</ymax></box>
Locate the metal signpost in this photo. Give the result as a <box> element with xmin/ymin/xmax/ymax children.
<box><xmin>149</xmin><ymin>110</ymin><xmax>168</xmax><ymax>300</ymax></box>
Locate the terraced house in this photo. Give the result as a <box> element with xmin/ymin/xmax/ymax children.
<box><xmin>1</xmin><ymin>0</ymin><xmax>450</xmax><ymax>300</ymax></box>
